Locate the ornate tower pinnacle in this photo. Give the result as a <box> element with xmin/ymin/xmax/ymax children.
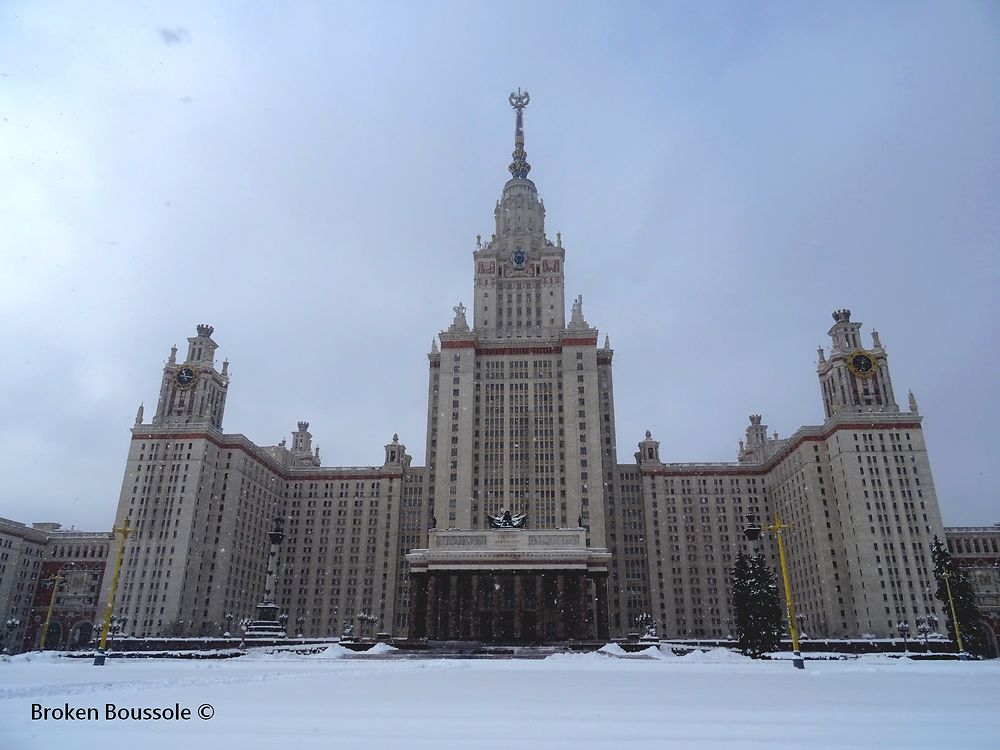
<box><xmin>508</xmin><ymin>88</ymin><xmax>531</xmax><ymax>179</ymax></box>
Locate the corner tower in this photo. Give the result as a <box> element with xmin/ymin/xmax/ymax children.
<box><xmin>152</xmin><ymin>324</ymin><xmax>230</xmax><ymax>429</ymax></box>
<box><xmin>817</xmin><ymin>309</ymin><xmax>898</xmax><ymax>419</ymax></box>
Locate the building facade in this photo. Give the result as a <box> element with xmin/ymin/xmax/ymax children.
<box><xmin>22</xmin><ymin>528</ymin><xmax>112</xmax><ymax>651</ymax></box>
<box><xmin>0</xmin><ymin>518</ymin><xmax>47</xmax><ymax>651</ymax></box>
<box><xmin>945</xmin><ymin>525</ymin><xmax>1000</xmax><ymax>654</ymax></box>
<box><xmin>0</xmin><ymin>518</ymin><xmax>111</xmax><ymax>653</ymax></box>
<box><xmin>96</xmin><ymin>92</ymin><xmax>969</xmax><ymax>643</ymax></box>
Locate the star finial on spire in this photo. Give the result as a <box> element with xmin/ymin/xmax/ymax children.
<box><xmin>508</xmin><ymin>88</ymin><xmax>531</xmax><ymax>179</ymax></box>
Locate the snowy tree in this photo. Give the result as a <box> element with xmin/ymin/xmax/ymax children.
<box><xmin>731</xmin><ymin>551</ymin><xmax>783</xmax><ymax>658</ymax></box>
<box><xmin>930</xmin><ymin>536</ymin><xmax>990</xmax><ymax>657</ymax></box>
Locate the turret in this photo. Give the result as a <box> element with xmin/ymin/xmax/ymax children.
<box><xmin>635</xmin><ymin>430</ymin><xmax>662</xmax><ymax>466</ymax></box>
<box><xmin>152</xmin><ymin>324</ymin><xmax>229</xmax><ymax>429</ymax></box>
<box><xmin>384</xmin><ymin>433</ymin><xmax>410</xmax><ymax>468</ymax></box>
<box><xmin>817</xmin><ymin>310</ymin><xmax>898</xmax><ymax>419</ymax></box>
<box><xmin>290</xmin><ymin>421</ymin><xmax>320</xmax><ymax>467</ymax></box>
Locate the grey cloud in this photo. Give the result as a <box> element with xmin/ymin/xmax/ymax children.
<box><xmin>158</xmin><ymin>27</ymin><xmax>190</xmax><ymax>45</ymax></box>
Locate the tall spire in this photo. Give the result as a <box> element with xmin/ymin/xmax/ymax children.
<box><xmin>508</xmin><ymin>88</ymin><xmax>531</xmax><ymax>179</ymax></box>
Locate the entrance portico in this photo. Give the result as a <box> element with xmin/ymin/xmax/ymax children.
<box><xmin>406</xmin><ymin>528</ymin><xmax>611</xmax><ymax>643</ymax></box>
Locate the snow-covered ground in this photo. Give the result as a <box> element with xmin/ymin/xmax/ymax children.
<box><xmin>2</xmin><ymin>647</ymin><xmax>997</xmax><ymax>749</ymax></box>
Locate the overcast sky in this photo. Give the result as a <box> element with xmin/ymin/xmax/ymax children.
<box><xmin>1</xmin><ymin>1</ymin><xmax>997</xmax><ymax>531</ymax></box>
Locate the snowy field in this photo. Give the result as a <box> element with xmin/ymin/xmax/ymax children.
<box><xmin>2</xmin><ymin>646</ymin><xmax>997</xmax><ymax>750</ymax></box>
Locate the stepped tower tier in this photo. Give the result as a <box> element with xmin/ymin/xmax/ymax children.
<box><xmin>473</xmin><ymin>89</ymin><xmax>566</xmax><ymax>341</ymax></box>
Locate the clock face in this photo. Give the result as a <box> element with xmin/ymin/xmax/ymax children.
<box><xmin>175</xmin><ymin>366</ymin><xmax>197</xmax><ymax>387</ymax></box>
<box><xmin>511</xmin><ymin>247</ymin><xmax>527</xmax><ymax>270</ymax></box>
<box><xmin>847</xmin><ymin>350</ymin><xmax>875</xmax><ymax>377</ymax></box>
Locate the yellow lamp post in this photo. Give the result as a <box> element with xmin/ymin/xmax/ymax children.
<box><xmin>38</xmin><ymin>573</ymin><xmax>65</xmax><ymax>651</ymax></box>
<box><xmin>771</xmin><ymin>515</ymin><xmax>805</xmax><ymax>669</ymax></box>
<box><xmin>941</xmin><ymin>569</ymin><xmax>969</xmax><ymax>659</ymax></box>
<box><xmin>93</xmin><ymin>520</ymin><xmax>131</xmax><ymax>666</ymax></box>
<box><xmin>744</xmin><ymin>513</ymin><xmax>805</xmax><ymax>669</ymax></box>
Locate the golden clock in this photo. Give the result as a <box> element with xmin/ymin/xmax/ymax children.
<box><xmin>174</xmin><ymin>365</ymin><xmax>198</xmax><ymax>388</ymax></box>
<box><xmin>847</xmin><ymin>349</ymin><xmax>876</xmax><ymax>378</ymax></box>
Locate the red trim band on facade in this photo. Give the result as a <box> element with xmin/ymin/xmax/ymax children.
<box><xmin>439</xmin><ymin>337</ymin><xmax>598</xmax><ymax>355</ymax></box>
<box><xmin>130</xmin><ymin>432</ymin><xmax>404</xmax><ymax>481</ymax></box>
<box><xmin>476</xmin><ymin>345</ymin><xmax>563</xmax><ymax>356</ymax></box>
<box><xmin>639</xmin><ymin>421</ymin><xmax>924</xmax><ymax>478</ymax></box>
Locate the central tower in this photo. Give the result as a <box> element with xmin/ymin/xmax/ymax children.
<box><xmin>424</xmin><ymin>90</ymin><xmax>611</xmax><ymax>542</ymax></box>
<box><xmin>410</xmin><ymin>91</ymin><xmax>614</xmax><ymax>643</ymax></box>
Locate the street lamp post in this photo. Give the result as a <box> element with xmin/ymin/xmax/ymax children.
<box><xmin>238</xmin><ymin>616</ymin><xmax>252</xmax><ymax>649</ymax></box>
<box><xmin>925</xmin><ymin>613</ymin><xmax>939</xmax><ymax>646</ymax></box>
<box><xmin>224</xmin><ymin>612</ymin><xmax>234</xmax><ymax>637</ymax></box>
<box><xmin>295</xmin><ymin>616</ymin><xmax>305</xmax><ymax>638</ymax></box>
<box><xmin>38</xmin><ymin>573</ymin><xmax>66</xmax><ymax>651</ymax></box>
<box><xmin>3</xmin><ymin>616</ymin><xmax>21</xmax><ymax>656</ymax></box>
<box><xmin>940</xmin><ymin>569</ymin><xmax>969</xmax><ymax>659</ymax></box>
<box><xmin>94</xmin><ymin>520</ymin><xmax>132</xmax><ymax>666</ymax></box>
<box><xmin>796</xmin><ymin>613</ymin><xmax>808</xmax><ymax>640</ymax></box>
<box><xmin>897</xmin><ymin>621</ymin><xmax>910</xmax><ymax>652</ymax></box>
<box><xmin>743</xmin><ymin>514</ymin><xmax>805</xmax><ymax>669</ymax></box>
<box><xmin>108</xmin><ymin>616</ymin><xmax>126</xmax><ymax>652</ymax></box>
<box><xmin>356</xmin><ymin>612</ymin><xmax>378</xmax><ymax>640</ymax></box>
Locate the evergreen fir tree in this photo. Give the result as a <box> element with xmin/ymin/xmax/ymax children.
<box><xmin>930</xmin><ymin>536</ymin><xmax>989</xmax><ymax>657</ymax></box>
<box><xmin>731</xmin><ymin>551</ymin><xmax>784</xmax><ymax>658</ymax></box>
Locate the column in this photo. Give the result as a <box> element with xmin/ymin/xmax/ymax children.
<box><xmin>459</xmin><ymin>574</ymin><xmax>471</xmax><ymax>640</ymax></box>
<box><xmin>556</xmin><ymin>574</ymin><xmax>567</xmax><ymax>641</ymax></box>
<box><xmin>448</xmin><ymin>574</ymin><xmax>459</xmax><ymax>639</ymax></box>
<box><xmin>471</xmin><ymin>574</ymin><xmax>481</xmax><ymax>641</ymax></box>
<box><xmin>577</xmin><ymin>572</ymin><xmax>589</xmax><ymax>640</ymax></box>
<box><xmin>513</xmin><ymin>574</ymin><xmax>524</xmax><ymax>642</ymax></box>
<box><xmin>535</xmin><ymin>576</ymin><xmax>546</xmax><ymax>641</ymax></box>
<box><xmin>407</xmin><ymin>574</ymin><xmax>422</xmax><ymax>639</ymax></box>
<box><xmin>426</xmin><ymin>573</ymin><xmax>438</xmax><ymax>640</ymax></box>
<box><xmin>491</xmin><ymin>575</ymin><xmax>501</xmax><ymax>643</ymax></box>
<box><xmin>595</xmin><ymin>573</ymin><xmax>610</xmax><ymax>641</ymax></box>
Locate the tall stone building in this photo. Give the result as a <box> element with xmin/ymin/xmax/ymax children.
<box><xmin>99</xmin><ymin>91</ymin><xmax>962</xmax><ymax>643</ymax></box>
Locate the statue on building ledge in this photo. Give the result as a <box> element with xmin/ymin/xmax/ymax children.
<box><xmin>488</xmin><ymin>510</ymin><xmax>527</xmax><ymax>529</ymax></box>
<box><xmin>449</xmin><ymin>302</ymin><xmax>470</xmax><ymax>333</ymax></box>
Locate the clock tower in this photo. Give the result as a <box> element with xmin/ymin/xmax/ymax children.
<box><xmin>151</xmin><ymin>323</ymin><xmax>230</xmax><ymax>429</ymax></box>
<box><xmin>817</xmin><ymin>309</ymin><xmax>898</xmax><ymax>419</ymax></box>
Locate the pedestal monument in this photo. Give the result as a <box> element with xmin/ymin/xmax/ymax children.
<box><xmin>244</xmin><ymin>517</ymin><xmax>288</xmax><ymax>637</ymax></box>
